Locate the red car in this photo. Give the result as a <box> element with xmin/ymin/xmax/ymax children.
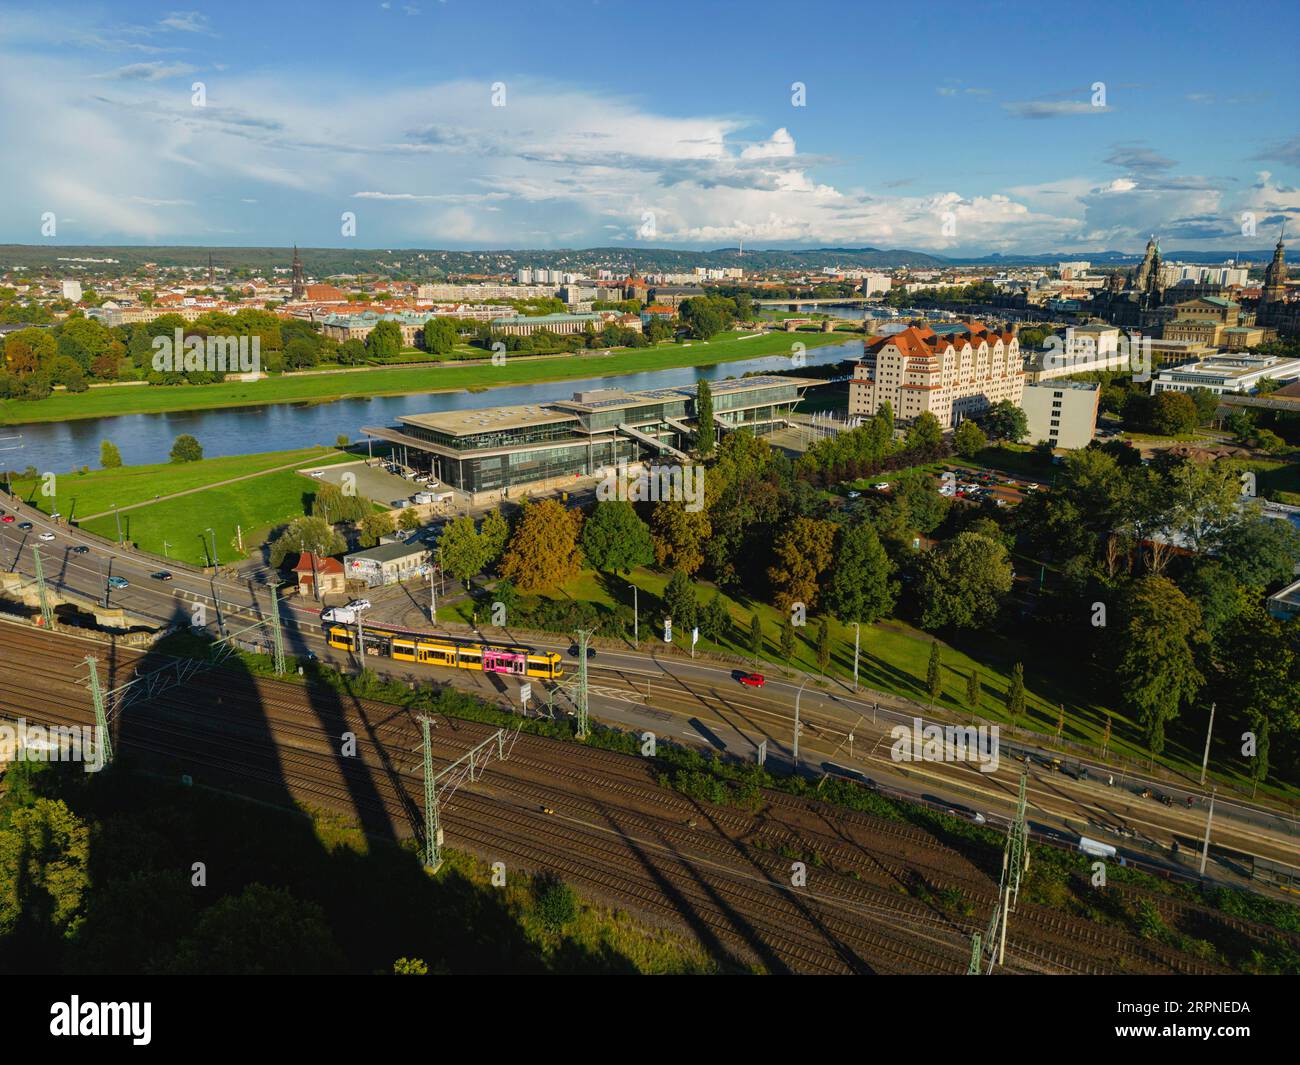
<box><xmin>1</xmin><ymin>515</ymin><xmax>13</xmax><ymax>523</ymax></box>
<box><xmin>738</xmin><ymin>672</ymin><xmax>765</xmax><ymax>688</ymax></box>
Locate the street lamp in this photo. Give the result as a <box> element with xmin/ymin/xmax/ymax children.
<box><xmin>205</xmin><ymin>527</ymin><xmax>218</xmax><ymax>569</ymax></box>
<box><xmin>793</xmin><ymin>676</ymin><xmax>810</xmax><ymax>768</ymax></box>
<box><xmin>113</xmin><ymin>503</ymin><xmax>123</xmax><ymax>545</ymax></box>
<box><xmin>629</xmin><ymin>579</ymin><xmax>639</xmax><ymax>647</ymax></box>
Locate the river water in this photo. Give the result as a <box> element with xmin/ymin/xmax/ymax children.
<box><xmin>5</xmin><ymin>337</ymin><xmax>863</xmax><ymax>472</ymax></box>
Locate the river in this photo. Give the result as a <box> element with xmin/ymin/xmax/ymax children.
<box><xmin>4</xmin><ymin>338</ymin><xmax>863</xmax><ymax>472</ymax></box>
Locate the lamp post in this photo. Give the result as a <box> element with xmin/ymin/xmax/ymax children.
<box><xmin>630</xmin><ymin>580</ymin><xmax>639</xmax><ymax>647</ymax></box>
<box><xmin>113</xmin><ymin>503</ymin><xmax>122</xmax><ymax>545</ymax></box>
<box><xmin>793</xmin><ymin>676</ymin><xmax>809</xmax><ymax>768</ymax></box>
<box><xmin>205</xmin><ymin>527</ymin><xmax>218</xmax><ymax>569</ymax></box>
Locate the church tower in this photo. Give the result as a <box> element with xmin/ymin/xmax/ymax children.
<box><xmin>1262</xmin><ymin>227</ymin><xmax>1287</xmax><ymax>307</ymax></box>
<box><xmin>291</xmin><ymin>245</ymin><xmax>306</xmax><ymax>300</ymax></box>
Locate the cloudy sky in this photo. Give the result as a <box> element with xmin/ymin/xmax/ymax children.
<box><xmin>0</xmin><ymin>0</ymin><xmax>1297</xmax><ymax>255</ymax></box>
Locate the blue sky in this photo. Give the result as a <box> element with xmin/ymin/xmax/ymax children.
<box><xmin>0</xmin><ymin>0</ymin><xmax>1297</xmax><ymax>254</ymax></box>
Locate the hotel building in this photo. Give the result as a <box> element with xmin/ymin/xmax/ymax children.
<box><xmin>849</xmin><ymin>321</ymin><xmax>1023</xmax><ymax>426</ymax></box>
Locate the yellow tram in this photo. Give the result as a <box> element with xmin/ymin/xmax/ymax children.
<box><xmin>325</xmin><ymin>623</ymin><xmax>563</xmax><ymax>680</ymax></box>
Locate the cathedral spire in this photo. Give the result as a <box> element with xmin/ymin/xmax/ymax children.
<box><xmin>291</xmin><ymin>244</ymin><xmax>305</xmax><ymax>300</ymax></box>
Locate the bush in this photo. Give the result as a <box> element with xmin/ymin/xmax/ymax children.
<box><xmin>532</xmin><ymin>874</ymin><xmax>578</xmax><ymax>932</ymax></box>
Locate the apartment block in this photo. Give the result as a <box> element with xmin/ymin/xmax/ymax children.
<box><xmin>1022</xmin><ymin>381</ymin><xmax>1099</xmax><ymax>450</ymax></box>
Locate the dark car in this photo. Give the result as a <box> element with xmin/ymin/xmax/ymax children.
<box><xmin>150</xmin><ymin>571</ymin><xmax>173</xmax><ymax>582</ymax></box>
<box><xmin>72</xmin><ymin>545</ymin><xmax>90</xmax><ymax>554</ymax></box>
<box><xmin>567</xmin><ymin>644</ymin><xmax>596</xmax><ymax>659</ymax></box>
<box><xmin>17</xmin><ymin>521</ymin><xmax>33</xmax><ymax>530</ymax></box>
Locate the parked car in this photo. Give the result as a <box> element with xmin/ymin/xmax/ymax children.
<box><xmin>873</xmin><ymin>482</ymin><xmax>890</xmax><ymax>491</ymax></box>
<box><xmin>738</xmin><ymin>672</ymin><xmax>765</xmax><ymax>688</ymax></box>
<box><xmin>347</xmin><ymin>598</ymin><xmax>371</xmax><ymax>611</ymax></box>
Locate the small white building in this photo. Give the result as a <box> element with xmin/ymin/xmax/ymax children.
<box><xmin>1150</xmin><ymin>353</ymin><xmax>1300</xmax><ymax>396</ymax></box>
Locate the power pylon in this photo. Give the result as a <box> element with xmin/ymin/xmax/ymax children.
<box><xmin>84</xmin><ymin>656</ymin><xmax>114</xmax><ymax>767</ymax></box>
<box><xmin>982</xmin><ymin>771</ymin><xmax>1030</xmax><ymax>973</ymax></box>
<box><xmin>574</xmin><ymin>627</ymin><xmax>593</xmax><ymax>740</ymax></box>
<box><xmin>268</xmin><ymin>586</ymin><xmax>286</xmax><ymax>676</ymax></box>
<box><xmin>32</xmin><ymin>547</ymin><xmax>54</xmax><ymax>629</ymax></box>
<box><xmin>420</xmin><ymin>715</ymin><xmax>440</xmax><ymax>872</ymax></box>
<box><xmin>966</xmin><ymin>932</ymin><xmax>982</xmax><ymax>975</ymax></box>
<box><xmin>417</xmin><ymin>719</ymin><xmax>518</xmax><ymax>874</ymax></box>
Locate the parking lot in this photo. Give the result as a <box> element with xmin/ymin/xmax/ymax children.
<box><xmin>299</xmin><ymin>459</ymin><xmax>445</xmax><ymax>509</ymax></box>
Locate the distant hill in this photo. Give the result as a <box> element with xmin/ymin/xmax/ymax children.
<box><xmin>0</xmin><ymin>242</ymin><xmax>1273</xmax><ymax>279</ymax></box>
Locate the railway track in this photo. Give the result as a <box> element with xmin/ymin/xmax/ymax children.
<box><xmin>0</xmin><ymin>624</ymin><xmax>1270</xmax><ymax>974</ymax></box>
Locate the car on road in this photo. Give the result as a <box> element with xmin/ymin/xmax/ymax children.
<box><xmin>38</xmin><ymin>532</ymin><xmax>55</xmax><ymax>542</ymax></box>
<box><xmin>72</xmin><ymin>544</ymin><xmax>90</xmax><ymax>553</ymax></box>
<box><xmin>309</xmin><ymin>470</ymin><xmax>325</xmax><ymax>479</ymax></box>
<box><xmin>107</xmin><ymin>576</ymin><xmax>129</xmax><ymax>589</ymax></box>
<box><xmin>17</xmin><ymin>521</ymin><xmax>33</xmax><ymax>530</ymax></box>
<box><xmin>567</xmin><ymin>644</ymin><xmax>596</xmax><ymax>659</ymax></box>
<box><xmin>150</xmin><ymin>571</ymin><xmax>173</xmax><ymax>582</ymax></box>
<box><xmin>0</xmin><ymin>514</ymin><xmax>12</xmax><ymax>523</ymax></box>
<box><xmin>738</xmin><ymin>672</ymin><xmax>765</xmax><ymax>688</ymax></box>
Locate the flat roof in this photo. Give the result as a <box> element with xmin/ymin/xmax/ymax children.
<box><xmin>346</xmin><ymin>540</ymin><xmax>430</xmax><ymax>564</ymax></box>
<box><xmin>399</xmin><ymin>405</ymin><xmax>577</xmax><ymax>436</ymax></box>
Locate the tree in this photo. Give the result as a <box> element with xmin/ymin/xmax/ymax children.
<box><xmin>663</xmin><ymin>568</ymin><xmax>698</xmax><ymax>631</ymax></box>
<box><xmin>99</xmin><ymin>440</ymin><xmax>122</xmax><ymax>469</ymax></box>
<box><xmin>0</xmin><ymin>797</ymin><xmax>89</xmax><ymax>943</ymax></box>
<box><xmin>398</xmin><ymin>508</ymin><xmax>421</xmax><ymax>532</ymax></box>
<box><xmin>650</xmin><ymin>499</ymin><xmax>711</xmax><ymax>576</ymax></box>
<box><xmin>311</xmin><ymin>482</ymin><xmax>369</xmax><ymax>525</ymax></box>
<box><xmin>438</xmin><ymin>515</ymin><xmax>487</xmax><ymax>584</ymax></box>
<box><xmin>335</xmin><ymin>434</ymin><xmax>351</xmax><ymax>448</ymax></box>
<box><xmin>695</xmin><ymin>379</ymin><xmax>715</xmax><ymax>456</ymax></box>
<box><xmin>700</xmin><ymin>593</ymin><xmax>731</xmax><ymax>643</ymax></box>
<box><xmin>164</xmin><ymin>884</ymin><xmax>343</xmax><ymax>974</ymax></box>
<box><xmin>366</xmin><ymin>320</ymin><xmax>403</xmax><ymax>358</ymax></box>
<box><xmin>905</xmin><ymin>411</ymin><xmax>944</xmax><ymax>451</ymax></box>
<box><xmin>1212</xmin><ymin>512</ymin><xmax>1300</xmax><ymax>590</ymax></box>
<box><xmin>269</xmin><ymin>515</ymin><xmax>346</xmax><ymax>567</ymax></box>
<box><xmin>824</xmin><ymin>521</ymin><xmax>896</xmax><ymax>623</ymax></box>
<box><xmin>1006</xmin><ymin>662</ymin><xmax>1026</xmax><ymax>724</ymax></box>
<box><xmin>779</xmin><ymin>617</ymin><xmax>796</xmax><ymax>660</ymax></box>
<box><xmin>1115</xmin><ymin>576</ymin><xmax>1204</xmax><ymax>755</ymax></box>
<box><xmin>953</xmin><ymin>419</ymin><xmax>988</xmax><ymax>459</ymax></box>
<box><xmin>337</xmin><ymin>338</ymin><xmax>367</xmax><ymax>365</ymax></box>
<box><xmin>767</xmin><ymin>516</ymin><xmax>837</xmax><ymax>611</ymax></box>
<box><xmin>748</xmin><ymin>614</ymin><xmax>764</xmax><ymax>663</ymax></box>
<box><xmin>927</xmin><ymin>641</ymin><xmax>942</xmax><ymax>703</ymax></box>
<box><xmin>581</xmin><ymin>501</ymin><xmax>653</xmax><ymax>572</ymax></box>
<box><xmin>358</xmin><ymin>510</ymin><xmax>396</xmax><ymax>548</ymax></box>
<box><xmin>966</xmin><ymin>669</ymin><xmax>981</xmax><ymax>713</ymax></box>
<box><xmin>422</xmin><ymin>317</ymin><xmax>458</xmax><ymax>354</ymax></box>
<box><xmin>917</xmin><ymin>532</ymin><xmax>1014</xmax><ymax>630</ymax></box>
<box><xmin>816</xmin><ymin>617</ymin><xmax>832</xmax><ymax>673</ymax></box>
<box><xmin>981</xmin><ymin>401</ymin><xmax>1028</xmax><ymax>443</ymax></box>
<box><xmin>169</xmin><ymin>434</ymin><xmax>203</xmax><ymax>463</ymax></box>
<box><xmin>478</xmin><ymin>508</ymin><xmax>510</xmax><ymax>571</ymax></box>
<box><xmin>1150</xmin><ymin>391</ymin><xmax>1199</xmax><ymax>436</ymax></box>
<box><xmin>499</xmin><ymin>499</ymin><xmax>582</xmax><ymax>592</ymax></box>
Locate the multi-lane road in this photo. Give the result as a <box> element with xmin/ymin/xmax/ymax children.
<box><xmin>2</xmin><ymin>489</ymin><xmax>1298</xmax><ymax>891</ymax></box>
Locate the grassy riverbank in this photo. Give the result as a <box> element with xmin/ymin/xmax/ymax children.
<box><xmin>1</xmin><ymin>330</ymin><xmax>856</xmax><ymax>426</ymax></box>
<box><xmin>8</xmin><ymin>446</ymin><xmax>353</xmax><ymax>565</ymax></box>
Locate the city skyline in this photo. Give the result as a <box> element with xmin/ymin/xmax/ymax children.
<box><xmin>1</xmin><ymin>1</ymin><xmax>1298</xmax><ymax>254</ymax></box>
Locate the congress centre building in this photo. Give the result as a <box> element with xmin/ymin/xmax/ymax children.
<box><xmin>362</xmin><ymin>375</ymin><xmax>817</xmax><ymax>503</ymax></box>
